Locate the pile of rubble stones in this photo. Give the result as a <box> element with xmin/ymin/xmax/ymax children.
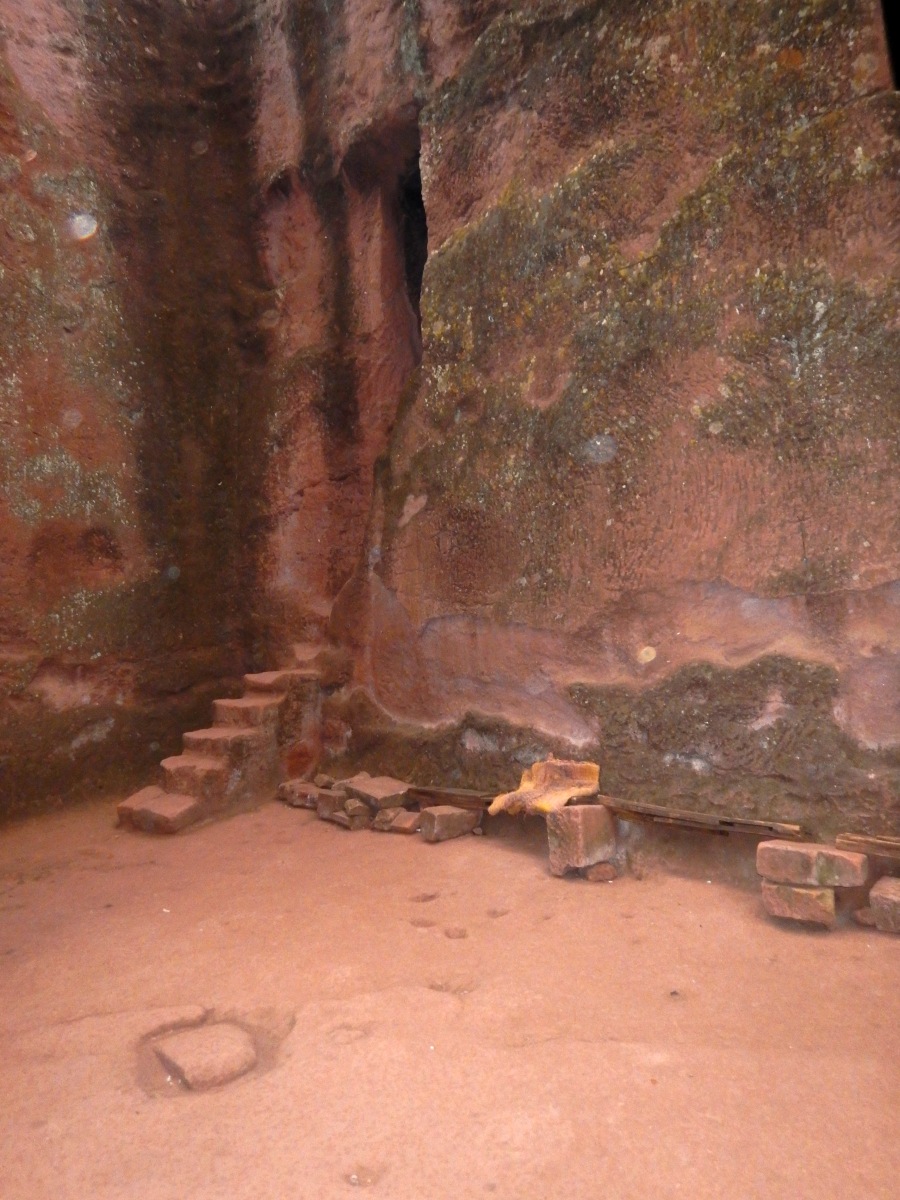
<box><xmin>277</xmin><ymin>773</ymin><xmax>481</xmax><ymax>842</ymax></box>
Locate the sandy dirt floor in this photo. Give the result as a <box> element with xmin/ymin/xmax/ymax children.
<box><xmin>0</xmin><ymin>798</ymin><xmax>897</xmax><ymax>1200</ymax></box>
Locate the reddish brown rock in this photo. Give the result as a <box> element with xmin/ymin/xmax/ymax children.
<box><xmin>761</xmin><ymin>882</ymin><xmax>836</xmax><ymax>928</ymax></box>
<box><xmin>756</xmin><ymin>841</ymin><xmax>869</xmax><ymax>888</ymax></box>
<box><xmin>419</xmin><ymin>806</ymin><xmax>480</xmax><ymax>843</ymax></box>
<box><xmin>345</xmin><ymin>798</ymin><xmax>373</xmax><ymax>829</ymax></box>
<box><xmin>852</xmin><ymin>906</ymin><xmax>877</xmax><ymax>928</ymax></box>
<box><xmin>278</xmin><ymin>780</ymin><xmax>330</xmax><ymax>809</ymax></box>
<box><xmin>546</xmin><ymin>805</ymin><xmax>617</xmax><ymax>878</ymax></box>
<box><xmin>154</xmin><ymin>1023</ymin><xmax>257</xmax><ymax>1090</ymax></box>
<box><xmin>581</xmin><ymin>862</ymin><xmax>618</xmax><ymax>883</ymax></box>
<box><xmin>117</xmin><ymin>787</ymin><xmax>203</xmax><ymax>835</ymax></box>
<box><xmin>390</xmin><ymin>810</ymin><xmax>423</xmax><ymax>835</ymax></box>
<box><xmin>372</xmin><ymin>806</ymin><xmax>403</xmax><ymax>831</ymax></box>
<box><xmin>343</xmin><ymin>773</ymin><xmax>412</xmax><ymax>810</ymax></box>
<box><xmin>316</xmin><ymin>793</ymin><xmax>348</xmax><ymax>820</ymax></box>
<box><xmin>869</xmin><ymin>877</ymin><xmax>900</xmax><ymax>934</ymax></box>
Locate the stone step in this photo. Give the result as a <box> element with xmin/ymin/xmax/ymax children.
<box><xmin>213</xmin><ymin>694</ymin><xmax>283</xmax><ymax>729</ymax></box>
<box><xmin>243</xmin><ymin>668</ymin><xmax>320</xmax><ymax>694</ymax></box>
<box><xmin>117</xmin><ymin>786</ymin><xmax>204</xmax><ymax>834</ymax></box>
<box><xmin>182</xmin><ymin>725</ymin><xmax>271</xmax><ymax>760</ymax></box>
<box><xmin>161</xmin><ymin>753</ymin><xmax>229</xmax><ymax>804</ymax></box>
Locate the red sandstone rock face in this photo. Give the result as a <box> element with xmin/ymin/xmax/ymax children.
<box><xmin>1</xmin><ymin>0</ymin><xmax>898</xmax><ymax>835</ymax></box>
<box><xmin>326</xmin><ymin>1</ymin><xmax>899</xmax><ymax>835</ymax></box>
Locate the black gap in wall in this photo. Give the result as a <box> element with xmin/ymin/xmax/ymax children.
<box><xmin>398</xmin><ymin>157</ymin><xmax>428</xmax><ymax>333</ymax></box>
<box><xmin>882</xmin><ymin>1</ymin><xmax>899</xmax><ymax>87</ymax></box>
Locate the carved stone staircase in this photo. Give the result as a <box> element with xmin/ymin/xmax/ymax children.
<box><xmin>117</xmin><ymin>642</ymin><xmax>349</xmax><ymax>834</ymax></box>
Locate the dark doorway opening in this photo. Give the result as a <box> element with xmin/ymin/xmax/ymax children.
<box><xmin>883</xmin><ymin>1</ymin><xmax>899</xmax><ymax>87</ymax></box>
<box><xmin>398</xmin><ymin>158</ymin><xmax>428</xmax><ymax>332</ymax></box>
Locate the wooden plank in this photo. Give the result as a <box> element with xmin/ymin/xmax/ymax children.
<box><xmin>835</xmin><ymin>833</ymin><xmax>900</xmax><ymax>862</ymax></box>
<box><xmin>408</xmin><ymin>787</ymin><xmax>494</xmax><ymax>812</ymax></box>
<box><xmin>598</xmin><ymin>794</ymin><xmax>805</xmax><ymax>840</ymax></box>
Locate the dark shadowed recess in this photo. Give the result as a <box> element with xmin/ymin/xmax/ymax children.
<box><xmin>882</xmin><ymin>0</ymin><xmax>899</xmax><ymax>86</ymax></box>
<box><xmin>81</xmin><ymin>0</ymin><xmax>276</xmax><ymax>666</ymax></box>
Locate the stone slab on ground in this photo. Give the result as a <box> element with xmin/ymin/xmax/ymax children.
<box><xmin>343</xmin><ymin>772</ymin><xmax>412</xmax><ymax>810</ymax></box>
<box><xmin>869</xmin><ymin>876</ymin><xmax>900</xmax><ymax>933</ymax></box>
<box><xmin>278</xmin><ymin>780</ymin><xmax>335</xmax><ymax>809</ymax></box>
<box><xmin>390</xmin><ymin>810</ymin><xmax>422</xmax><ymax>834</ymax></box>
<box><xmin>761</xmin><ymin>882</ymin><xmax>836</xmax><ymax>928</ymax></box>
<box><xmin>317</xmin><ymin>792</ymin><xmax>349</xmax><ymax>819</ymax></box>
<box><xmin>345</xmin><ymin>798</ymin><xmax>373</xmax><ymax>829</ymax></box>
<box><xmin>546</xmin><ymin>804</ymin><xmax>616</xmax><ymax>877</ymax></box>
<box><xmin>117</xmin><ymin>787</ymin><xmax>203</xmax><ymax>834</ymax></box>
<box><xmin>581</xmin><ymin>862</ymin><xmax>618</xmax><ymax>882</ymax></box>
<box><xmin>420</xmin><ymin>806</ymin><xmax>480</xmax><ymax>842</ymax></box>
<box><xmin>757</xmin><ymin>840</ymin><xmax>869</xmax><ymax>888</ymax></box>
<box><xmin>154</xmin><ymin>1022</ymin><xmax>257</xmax><ymax>1090</ymax></box>
<box><xmin>372</xmin><ymin>806</ymin><xmax>404</xmax><ymax>831</ymax></box>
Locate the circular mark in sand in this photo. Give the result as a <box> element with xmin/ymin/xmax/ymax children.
<box><xmin>154</xmin><ymin>1023</ymin><xmax>257</xmax><ymax>1090</ymax></box>
<box><xmin>444</xmin><ymin>927</ymin><xmax>468</xmax><ymax>940</ymax></box>
<box><xmin>487</xmin><ymin>907</ymin><xmax>509</xmax><ymax>919</ymax></box>
<box><xmin>410</xmin><ymin>917</ymin><xmax>436</xmax><ymax>930</ymax></box>
<box><xmin>410</xmin><ymin>891</ymin><xmax>439</xmax><ymax>903</ymax></box>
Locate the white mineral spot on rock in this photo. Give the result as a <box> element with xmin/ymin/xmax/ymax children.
<box><xmin>61</xmin><ymin>408</ymin><xmax>83</xmax><ymax>430</ymax></box>
<box><xmin>582</xmin><ymin>434</ymin><xmax>618</xmax><ymax>464</ymax></box>
<box><xmin>637</xmin><ymin>645</ymin><xmax>657</xmax><ymax>663</ymax></box>
<box><xmin>154</xmin><ymin>1022</ymin><xmax>257</xmax><ymax>1090</ymax></box>
<box><xmin>398</xmin><ymin>493</ymin><xmax>428</xmax><ymax>528</ymax></box>
<box><xmin>68</xmin><ymin>213</ymin><xmax>98</xmax><ymax>241</ymax></box>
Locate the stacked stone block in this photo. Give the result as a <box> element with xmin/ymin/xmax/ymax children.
<box><xmin>756</xmin><ymin>841</ymin><xmax>870</xmax><ymax>928</ymax></box>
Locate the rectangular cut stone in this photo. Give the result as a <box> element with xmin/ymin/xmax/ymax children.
<box><xmin>317</xmin><ymin>793</ymin><xmax>348</xmax><ymax>819</ymax></box>
<box><xmin>761</xmin><ymin>882</ymin><xmax>836</xmax><ymax>927</ymax></box>
<box><xmin>117</xmin><ymin>787</ymin><xmax>203</xmax><ymax>834</ymax></box>
<box><xmin>869</xmin><ymin>876</ymin><xmax>900</xmax><ymax>933</ymax></box>
<box><xmin>390</xmin><ymin>810</ymin><xmax>422</xmax><ymax>834</ymax></box>
<box><xmin>546</xmin><ymin>804</ymin><xmax>616</xmax><ymax>877</ymax></box>
<box><xmin>420</xmin><ymin>805</ymin><xmax>479</xmax><ymax>842</ymax></box>
<box><xmin>278</xmin><ymin>779</ymin><xmax>331</xmax><ymax>809</ymax></box>
<box><xmin>343</xmin><ymin>772</ymin><xmax>412</xmax><ymax>810</ymax></box>
<box><xmin>757</xmin><ymin>840</ymin><xmax>869</xmax><ymax>887</ymax></box>
<box><xmin>372</xmin><ymin>806</ymin><xmax>403</xmax><ymax>831</ymax></box>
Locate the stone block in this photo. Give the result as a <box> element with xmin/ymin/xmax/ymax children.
<box><xmin>546</xmin><ymin>804</ymin><xmax>616</xmax><ymax>877</ymax></box>
<box><xmin>154</xmin><ymin>1022</ymin><xmax>257</xmax><ymax>1090</ymax></box>
<box><xmin>343</xmin><ymin>772</ymin><xmax>412</xmax><ymax>810</ymax></box>
<box><xmin>419</xmin><ymin>805</ymin><xmax>480</xmax><ymax>842</ymax></box>
<box><xmin>852</xmin><ymin>906</ymin><xmax>877</xmax><ymax>928</ymax></box>
<box><xmin>869</xmin><ymin>876</ymin><xmax>900</xmax><ymax>933</ymax></box>
<box><xmin>756</xmin><ymin>840</ymin><xmax>869</xmax><ymax>887</ymax></box>
<box><xmin>390</xmin><ymin>810</ymin><xmax>422</xmax><ymax>835</ymax></box>
<box><xmin>345</xmin><ymin>798</ymin><xmax>372</xmax><ymax>829</ymax></box>
<box><xmin>317</xmin><ymin>792</ymin><xmax>348</xmax><ymax>819</ymax></box>
<box><xmin>372</xmin><ymin>806</ymin><xmax>403</xmax><ymax>831</ymax></box>
<box><xmin>117</xmin><ymin>787</ymin><xmax>203</xmax><ymax>834</ymax></box>
<box><xmin>761</xmin><ymin>882</ymin><xmax>836</xmax><ymax>928</ymax></box>
<box><xmin>278</xmin><ymin>779</ymin><xmax>329</xmax><ymax>809</ymax></box>
<box><xmin>581</xmin><ymin>862</ymin><xmax>618</xmax><ymax>882</ymax></box>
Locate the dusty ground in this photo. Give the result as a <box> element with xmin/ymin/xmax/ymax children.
<box><xmin>0</xmin><ymin>800</ymin><xmax>897</xmax><ymax>1200</ymax></box>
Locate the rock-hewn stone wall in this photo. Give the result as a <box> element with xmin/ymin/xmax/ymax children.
<box><xmin>327</xmin><ymin>0</ymin><xmax>900</xmax><ymax>838</ymax></box>
<box><xmin>2</xmin><ymin>0</ymin><xmax>897</xmax><ymax>836</ymax></box>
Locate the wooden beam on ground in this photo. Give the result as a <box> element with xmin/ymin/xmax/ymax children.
<box><xmin>408</xmin><ymin>787</ymin><xmax>495</xmax><ymax>811</ymax></box>
<box><xmin>598</xmin><ymin>795</ymin><xmax>805</xmax><ymax>840</ymax></box>
<box><xmin>410</xmin><ymin>784</ymin><xmax>805</xmax><ymax>839</ymax></box>
<box><xmin>835</xmin><ymin>833</ymin><xmax>900</xmax><ymax>862</ymax></box>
